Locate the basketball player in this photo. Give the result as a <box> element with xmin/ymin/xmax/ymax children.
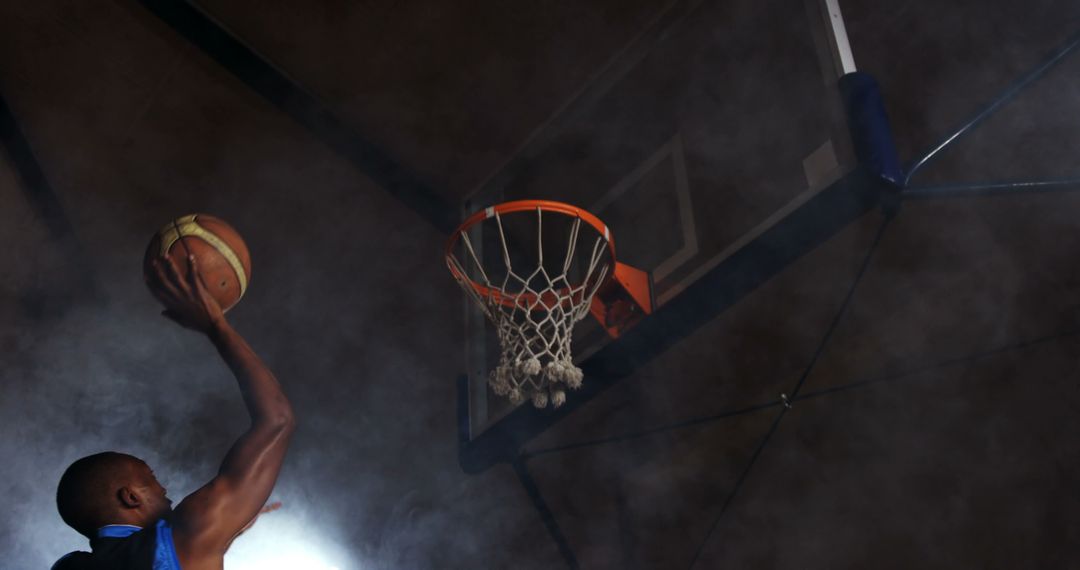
<box><xmin>52</xmin><ymin>254</ymin><xmax>296</xmax><ymax>569</ymax></box>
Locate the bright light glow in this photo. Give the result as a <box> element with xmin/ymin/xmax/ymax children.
<box><xmin>227</xmin><ymin>552</ymin><xmax>339</xmax><ymax>570</ymax></box>
<box><xmin>223</xmin><ymin>506</ymin><xmax>353</xmax><ymax>570</ymax></box>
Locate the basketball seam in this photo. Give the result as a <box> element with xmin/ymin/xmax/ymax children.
<box><xmin>157</xmin><ymin>215</ymin><xmax>248</xmax><ymax>299</ymax></box>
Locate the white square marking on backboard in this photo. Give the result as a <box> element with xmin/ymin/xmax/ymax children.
<box><xmin>803</xmin><ymin>139</ymin><xmax>841</xmax><ymax>190</ymax></box>
<box><xmin>591</xmin><ymin>133</ymin><xmax>698</xmax><ymax>284</ymax></box>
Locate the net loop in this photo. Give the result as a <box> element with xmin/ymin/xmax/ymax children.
<box><xmin>446</xmin><ymin>201</ymin><xmax>614</xmax><ymax>408</ymax></box>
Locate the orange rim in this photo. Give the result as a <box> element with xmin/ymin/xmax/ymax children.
<box><xmin>446</xmin><ymin>200</ymin><xmax>617</xmax><ymax>308</ymax></box>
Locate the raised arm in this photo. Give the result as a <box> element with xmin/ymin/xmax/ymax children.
<box><xmin>148</xmin><ymin>254</ymin><xmax>295</xmax><ymax>561</ymax></box>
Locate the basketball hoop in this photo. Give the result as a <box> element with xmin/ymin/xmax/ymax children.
<box><xmin>446</xmin><ymin>200</ymin><xmax>652</xmax><ymax>408</ymax></box>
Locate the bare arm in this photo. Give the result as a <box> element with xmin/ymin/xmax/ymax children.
<box><xmin>148</xmin><ymin>255</ymin><xmax>296</xmax><ymax>560</ymax></box>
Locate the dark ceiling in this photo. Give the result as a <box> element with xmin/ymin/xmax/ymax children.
<box><xmin>1</xmin><ymin>1</ymin><xmax>1079</xmax><ymax>569</ymax></box>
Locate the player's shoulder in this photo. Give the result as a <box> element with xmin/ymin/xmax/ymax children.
<box><xmin>51</xmin><ymin>551</ymin><xmax>92</xmax><ymax>570</ymax></box>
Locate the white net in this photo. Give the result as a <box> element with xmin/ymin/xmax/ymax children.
<box><xmin>447</xmin><ymin>208</ymin><xmax>612</xmax><ymax>408</ymax></box>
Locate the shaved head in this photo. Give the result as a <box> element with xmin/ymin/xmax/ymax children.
<box><xmin>56</xmin><ymin>452</ymin><xmax>152</xmax><ymax>538</ymax></box>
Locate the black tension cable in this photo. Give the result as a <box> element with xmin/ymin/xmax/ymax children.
<box><xmin>522</xmin><ymin>399</ymin><xmax>784</xmax><ymax>458</ymax></box>
<box><xmin>525</xmin><ymin>311</ymin><xmax>1080</xmax><ymax>460</ymax></box>
<box><xmin>520</xmin><ymin>217</ymin><xmax>892</xmax><ymax>459</ymax></box>
<box><xmin>688</xmin><ymin>213</ymin><xmax>893</xmax><ymax>569</ymax></box>
<box><xmin>785</xmin><ymin>214</ymin><xmax>893</xmax><ymax>402</ymax></box>
<box><xmin>511</xmin><ymin>458</ymin><xmax>580</xmax><ymax>570</ymax></box>
<box><xmin>795</xmin><ymin>327</ymin><xmax>1080</xmax><ymax>403</ymax></box>
<box><xmin>514</xmin><ymin>208</ymin><xmax>1080</xmax><ymax>568</ymax></box>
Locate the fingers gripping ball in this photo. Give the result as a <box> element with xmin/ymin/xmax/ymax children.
<box><xmin>143</xmin><ymin>214</ymin><xmax>252</xmax><ymax>311</ymax></box>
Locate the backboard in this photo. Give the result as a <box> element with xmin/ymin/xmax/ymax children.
<box><xmin>458</xmin><ymin>0</ymin><xmax>862</xmax><ymax>442</ymax></box>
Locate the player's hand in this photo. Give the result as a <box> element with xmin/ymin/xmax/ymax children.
<box><xmin>148</xmin><ymin>254</ymin><xmax>227</xmax><ymax>333</ymax></box>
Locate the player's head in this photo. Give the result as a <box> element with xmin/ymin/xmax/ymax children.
<box><xmin>56</xmin><ymin>452</ymin><xmax>173</xmax><ymax>539</ymax></box>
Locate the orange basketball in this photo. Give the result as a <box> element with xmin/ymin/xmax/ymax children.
<box><xmin>143</xmin><ymin>214</ymin><xmax>252</xmax><ymax>312</ymax></box>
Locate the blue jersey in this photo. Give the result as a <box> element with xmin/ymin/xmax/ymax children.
<box><xmin>52</xmin><ymin>519</ymin><xmax>182</xmax><ymax>570</ymax></box>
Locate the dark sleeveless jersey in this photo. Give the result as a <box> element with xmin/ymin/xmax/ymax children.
<box><xmin>52</xmin><ymin>519</ymin><xmax>182</xmax><ymax>570</ymax></box>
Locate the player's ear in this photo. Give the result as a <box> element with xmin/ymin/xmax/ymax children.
<box><xmin>117</xmin><ymin>486</ymin><xmax>142</xmax><ymax>509</ymax></box>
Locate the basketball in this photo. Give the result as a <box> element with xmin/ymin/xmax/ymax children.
<box><xmin>143</xmin><ymin>214</ymin><xmax>252</xmax><ymax>312</ymax></box>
